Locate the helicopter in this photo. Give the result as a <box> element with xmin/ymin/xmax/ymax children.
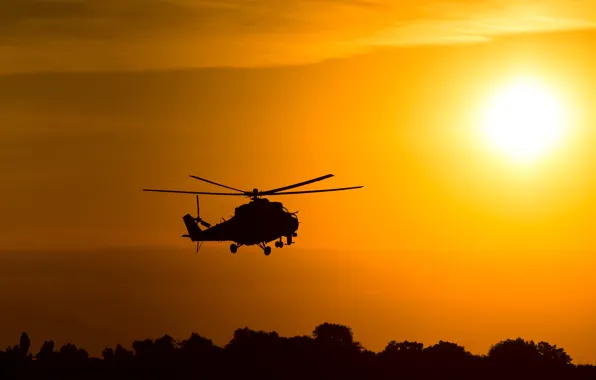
<box><xmin>143</xmin><ymin>174</ymin><xmax>362</xmax><ymax>256</ymax></box>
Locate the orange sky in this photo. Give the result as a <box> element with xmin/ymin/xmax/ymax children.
<box><xmin>2</xmin><ymin>0</ymin><xmax>596</xmax><ymax>364</ymax></box>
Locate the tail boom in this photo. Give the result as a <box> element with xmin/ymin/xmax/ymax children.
<box><xmin>183</xmin><ymin>214</ymin><xmax>202</xmax><ymax>242</ymax></box>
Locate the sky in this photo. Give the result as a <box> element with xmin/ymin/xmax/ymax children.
<box><xmin>3</xmin><ymin>0</ymin><xmax>596</xmax><ymax>73</ymax></box>
<box><xmin>2</xmin><ymin>0</ymin><xmax>596</xmax><ymax>364</ymax></box>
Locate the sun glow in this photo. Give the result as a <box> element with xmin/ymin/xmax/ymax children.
<box><xmin>481</xmin><ymin>78</ymin><xmax>569</xmax><ymax>163</ymax></box>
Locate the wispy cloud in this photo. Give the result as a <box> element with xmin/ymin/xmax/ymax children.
<box><xmin>1</xmin><ymin>0</ymin><xmax>595</xmax><ymax>73</ymax></box>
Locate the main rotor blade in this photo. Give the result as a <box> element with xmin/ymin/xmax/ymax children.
<box><xmin>263</xmin><ymin>186</ymin><xmax>363</xmax><ymax>195</ymax></box>
<box><xmin>189</xmin><ymin>175</ymin><xmax>247</xmax><ymax>193</ymax></box>
<box><xmin>260</xmin><ymin>174</ymin><xmax>334</xmax><ymax>195</ymax></box>
<box><xmin>143</xmin><ymin>189</ymin><xmax>246</xmax><ymax>196</ymax></box>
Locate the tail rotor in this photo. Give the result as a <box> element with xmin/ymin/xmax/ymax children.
<box><xmin>182</xmin><ymin>196</ymin><xmax>209</xmax><ymax>254</ymax></box>
<box><xmin>194</xmin><ymin>195</ymin><xmax>211</xmax><ymax>228</ymax></box>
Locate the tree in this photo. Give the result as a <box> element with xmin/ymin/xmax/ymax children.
<box><xmin>36</xmin><ymin>340</ymin><xmax>55</xmax><ymax>363</ymax></box>
<box><xmin>226</xmin><ymin>327</ymin><xmax>280</xmax><ymax>359</ymax></box>
<box><xmin>537</xmin><ymin>341</ymin><xmax>572</xmax><ymax>367</ymax></box>
<box><xmin>488</xmin><ymin>338</ymin><xmax>542</xmax><ymax>369</ymax></box>
<box><xmin>132</xmin><ymin>338</ymin><xmax>154</xmax><ymax>358</ymax></box>
<box><xmin>59</xmin><ymin>343</ymin><xmax>78</xmax><ymax>358</ymax></box>
<box><xmin>113</xmin><ymin>344</ymin><xmax>134</xmax><ymax>366</ymax></box>
<box><xmin>102</xmin><ymin>344</ymin><xmax>135</xmax><ymax>368</ymax></box>
<box><xmin>102</xmin><ymin>347</ymin><xmax>114</xmax><ymax>362</ymax></box>
<box><xmin>154</xmin><ymin>334</ymin><xmax>177</xmax><ymax>354</ymax></box>
<box><xmin>312</xmin><ymin>323</ymin><xmax>364</xmax><ymax>378</ymax></box>
<box><xmin>382</xmin><ymin>340</ymin><xmax>424</xmax><ymax>354</ymax></box>
<box><xmin>313</xmin><ymin>323</ymin><xmax>357</xmax><ymax>350</ymax></box>
<box><xmin>180</xmin><ymin>333</ymin><xmax>220</xmax><ymax>358</ymax></box>
<box><xmin>379</xmin><ymin>341</ymin><xmax>425</xmax><ymax>371</ymax></box>
<box><xmin>18</xmin><ymin>332</ymin><xmax>30</xmax><ymax>357</ymax></box>
<box><xmin>424</xmin><ymin>341</ymin><xmax>474</xmax><ymax>369</ymax></box>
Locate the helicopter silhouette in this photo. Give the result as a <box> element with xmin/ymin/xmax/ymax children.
<box><xmin>143</xmin><ymin>174</ymin><xmax>362</xmax><ymax>255</ymax></box>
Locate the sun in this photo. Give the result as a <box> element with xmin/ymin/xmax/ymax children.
<box><xmin>481</xmin><ymin>78</ymin><xmax>568</xmax><ymax>163</ymax></box>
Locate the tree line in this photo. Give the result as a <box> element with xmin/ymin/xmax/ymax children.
<box><xmin>1</xmin><ymin>322</ymin><xmax>595</xmax><ymax>379</ymax></box>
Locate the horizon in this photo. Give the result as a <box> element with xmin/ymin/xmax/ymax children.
<box><xmin>1</xmin><ymin>246</ymin><xmax>595</xmax><ymax>364</ymax></box>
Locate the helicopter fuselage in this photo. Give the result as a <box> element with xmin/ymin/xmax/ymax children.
<box><xmin>183</xmin><ymin>198</ymin><xmax>298</xmax><ymax>253</ymax></box>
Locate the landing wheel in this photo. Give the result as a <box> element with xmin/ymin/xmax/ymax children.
<box><xmin>275</xmin><ymin>241</ymin><xmax>284</xmax><ymax>248</ymax></box>
<box><xmin>264</xmin><ymin>246</ymin><xmax>272</xmax><ymax>256</ymax></box>
<box><xmin>230</xmin><ymin>244</ymin><xmax>238</xmax><ymax>254</ymax></box>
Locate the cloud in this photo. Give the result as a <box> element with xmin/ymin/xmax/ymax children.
<box><xmin>0</xmin><ymin>0</ymin><xmax>595</xmax><ymax>73</ymax></box>
<box><xmin>0</xmin><ymin>0</ymin><xmax>94</xmax><ymax>21</ymax></box>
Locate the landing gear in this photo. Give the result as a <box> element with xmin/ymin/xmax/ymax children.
<box><xmin>230</xmin><ymin>244</ymin><xmax>238</xmax><ymax>254</ymax></box>
<box><xmin>258</xmin><ymin>242</ymin><xmax>272</xmax><ymax>256</ymax></box>
<box><xmin>275</xmin><ymin>239</ymin><xmax>284</xmax><ymax>248</ymax></box>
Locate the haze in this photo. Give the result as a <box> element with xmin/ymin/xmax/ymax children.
<box><xmin>2</xmin><ymin>0</ymin><xmax>596</xmax><ymax>364</ymax></box>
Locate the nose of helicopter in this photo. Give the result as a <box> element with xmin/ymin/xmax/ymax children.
<box><xmin>291</xmin><ymin>215</ymin><xmax>299</xmax><ymax>232</ymax></box>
